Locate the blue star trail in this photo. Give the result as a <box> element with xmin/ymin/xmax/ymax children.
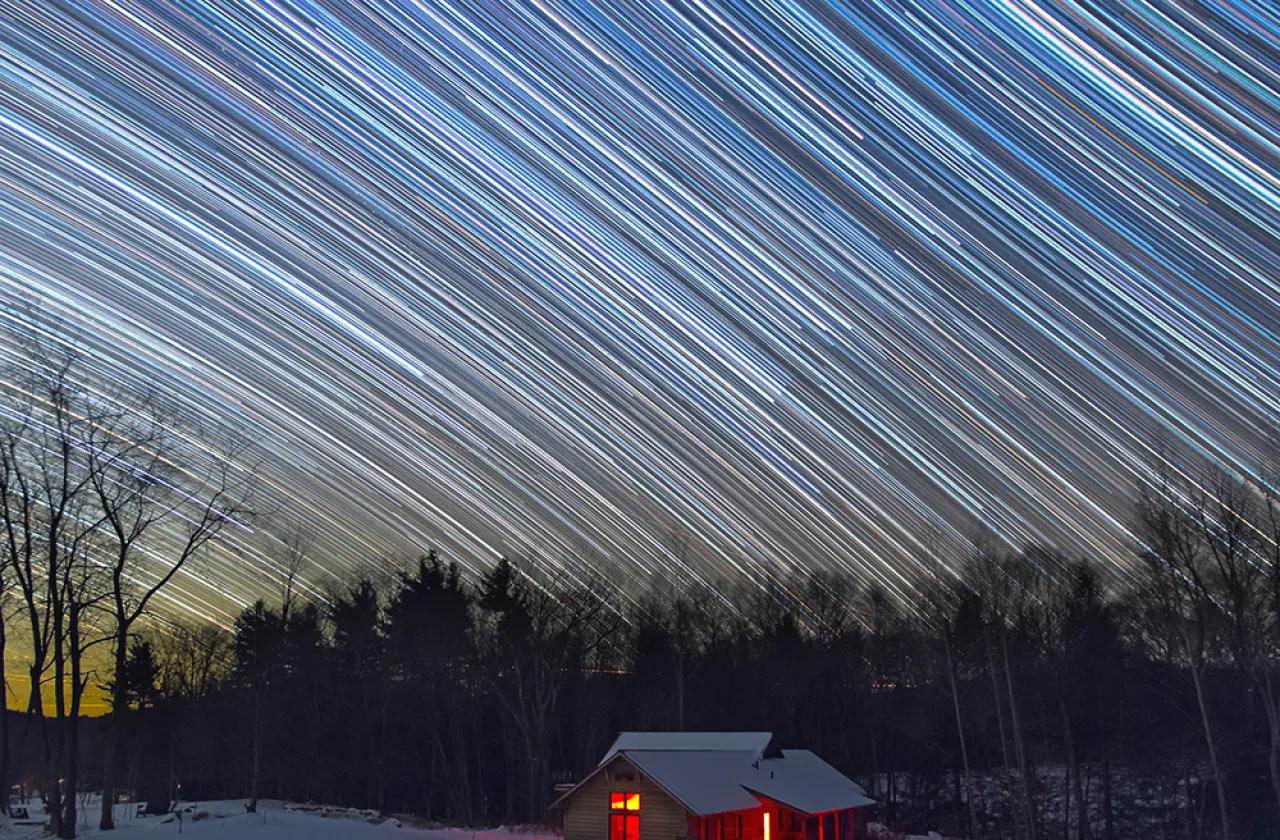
<box><xmin>0</xmin><ymin>0</ymin><xmax>1277</xmax><ymax>623</ymax></box>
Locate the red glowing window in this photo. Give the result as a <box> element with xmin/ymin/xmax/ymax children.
<box><xmin>611</xmin><ymin>793</ymin><xmax>641</xmax><ymax>811</ymax></box>
<box><xmin>610</xmin><ymin>792</ymin><xmax>639</xmax><ymax>840</ymax></box>
<box><xmin>611</xmin><ymin>814</ymin><xmax>639</xmax><ymax>840</ymax></box>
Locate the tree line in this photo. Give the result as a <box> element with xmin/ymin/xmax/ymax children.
<box><xmin>0</xmin><ymin>315</ymin><xmax>1277</xmax><ymax>840</ymax></box>
<box><xmin>98</xmin><ymin>469</ymin><xmax>1280</xmax><ymax>840</ymax></box>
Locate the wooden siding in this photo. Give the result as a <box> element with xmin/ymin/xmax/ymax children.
<box><xmin>563</xmin><ymin>756</ymin><xmax>691</xmax><ymax>840</ymax></box>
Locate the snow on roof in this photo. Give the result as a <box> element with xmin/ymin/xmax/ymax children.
<box><xmin>600</xmin><ymin>732</ymin><xmax>775</xmax><ymax>763</ymax></box>
<box><xmin>592</xmin><ymin>733</ymin><xmax>874</xmax><ymax>817</ymax></box>
<box><xmin>745</xmin><ymin>750</ymin><xmax>875</xmax><ymax>815</ymax></box>
<box><xmin>622</xmin><ymin>750</ymin><xmax>764</xmax><ymax>815</ymax></box>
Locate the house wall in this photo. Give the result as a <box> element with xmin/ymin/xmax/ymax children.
<box><xmin>696</xmin><ymin>804</ymin><xmax>767</xmax><ymax>840</ymax></box>
<box><xmin>798</xmin><ymin>809</ymin><xmax>859</xmax><ymax>840</ymax></box>
<box><xmin>677</xmin><ymin>797</ymin><xmax>865</xmax><ymax>840</ymax></box>
<box><xmin>711</xmin><ymin>806</ymin><xmax>858</xmax><ymax>840</ymax></box>
<box><xmin>563</xmin><ymin>757</ymin><xmax>691</xmax><ymax>840</ymax></box>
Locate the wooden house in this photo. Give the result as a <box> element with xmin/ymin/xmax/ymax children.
<box><xmin>551</xmin><ymin>732</ymin><xmax>874</xmax><ymax>840</ymax></box>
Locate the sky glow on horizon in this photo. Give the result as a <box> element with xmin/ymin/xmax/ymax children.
<box><xmin>0</xmin><ymin>0</ymin><xmax>1277</xmax><ymax>623</ymax></box>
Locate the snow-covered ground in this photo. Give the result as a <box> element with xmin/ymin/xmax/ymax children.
<box><xmin>1</xmin><ymin>800</ymin><xmax>559</xmax><ymax>840</ymax></box>
<box><xmin>866</xmin><ymin>825</ymin><xmax>951</xmax><ymax>840</ymax></box>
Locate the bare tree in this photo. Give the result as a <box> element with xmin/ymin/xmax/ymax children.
<box><xmin>73</xmin><ymin>388</ymin><xmax>253</xmax><ymax>829</ymax></box>
<box><xmin>60</xmin><ymin>538</ymin><xmax>111</xmax><ymax>837</ymax></box>
<box><xmin>921</xmin><ymin>551</ymin><xmax>978</xmax><ymax>840</ymax></box>
<box><xmin>240</xmin><ymin>534</ymin><xmax>311</xmax><ymax>815</ymax></box>
<box><xmin>1196</xmin><ymin>469</ymin><xmax>1279</xmax><ymax>821</ymax></box>
<box><xmin>1134</xmin><ymin>470</ymin><xmax>1232</xmax><ymax>840</ymax></box>
<box><xmin>966</xmin><ymin>545</ymin><xmax>1038</xmax><ymax>840</ymax></box>
<box><xmin>480</xmin><ymin>559</ymin><xmax>622</xmax><ymax>821</ymax></box>
<box><xmin>0</xmin><ymin>327</ymin><xmax>104</xmax><ymax>838</ymax></box>
<box><xmin>0</xmin><ymin>311</ymin><xmax>254</xmax><ymax>836</ymax></box>
<box><xmin>1047</xmin><ymin>558</ymin><xmax>1115</xmax><ymax>840</ymax></box>
<box><xmin>152</xmin><ymin>618</ymin><xmax>233</xmax><ymax>701</ymax></box>
<box><xmin>94</xmin><ymin>434</ymin><xmax>250</xmax><ymax>827</ymax></box>
<box><xmin>631</xmin><ymin>582</ymin><xmax>707</xmax><ymax>733</ymax></box>
<box><xmin>274</xmin><ymin>525</ymin><xmax>309</xmax><ymax>623</ymax></box>
<box><xmin>1260</xmin><ymin>458</ymin><xmax>1280</xmax><ymax>819</ymax></box>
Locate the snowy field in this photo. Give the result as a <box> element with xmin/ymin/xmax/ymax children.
<box><xmin>0</xmin><ymin>800</ymin><xmax>951</xmax><ymax>840</ymax></box>
<box><xmin>0</xmin><ymin>800</ymin><xmax>558</xmax><ymax>840</ymax></box>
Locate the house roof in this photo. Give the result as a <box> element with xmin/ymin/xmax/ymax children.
<box><xmin>746</xmin><ymin>750</ymin><xmax>876</xmax><ymax>815</ymax></box>
<box><xmin>600</xmin><ymin>732</ymin><xmax>776</xmax><ymax>763</ymax></box>
<box><xmin>556</xmin><ymin>732</ymin><xmax>873</xmax><ymax>817</ymax></box>
<box><xmin>622</xmin><ymin>750</ymin><xmax>763</xmax><ymax>814</ymax></box>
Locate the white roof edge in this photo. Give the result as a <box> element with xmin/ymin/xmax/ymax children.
<box><xmin>601</xmin><ymin>732</ymin><xmax>775</xmax><ymax>764</ymax></box>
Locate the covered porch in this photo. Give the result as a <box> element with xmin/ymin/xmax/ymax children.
<box><xmin>687</xmin><ymin>801</ymin><xmax>864</xmax><ymax>840</ymax></box>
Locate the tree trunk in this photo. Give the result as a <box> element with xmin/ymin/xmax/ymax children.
<box><xmin>985</xmin><ymin>633</ymin><xmax>1018</xmax><ymax>840</ymax></box>
<box><xmin>1002</xmin><ymin>632</ymin><xmax>1037</xmax><ymax>840</ymax></box>
<box><xmin>247</xmin><ymin>692</ymin><xmax>262</xmax><ymax>813</ymax></box>
<box><xmin>51</xmin><ymin>600</ymin><xmax>66</xmax><ymax>839</ymax></box>
<box><xmin>27</xmin><ymin>663</ymin><xmax>55</xmax><ymax>836</ymax></box>
<box><xmin>1060</xmin><ymin>699</ymin><xmax>1092</xmax><ymax>840</ymax></box>
<box><xmin>1102</xmin><ymin>759</ymin><xmax>1113</xmax><ymax>840</ymax></box>
<box><xmin>377</xmin><ymin>695</ymin><xmax>389</xmax><ymax>815</ymax></box>
<box><xmin>1260</xmin><ymin>678</ymin><xmax>1280</xmax><ymax>821</ymax></box>
<box><xmin>474</xmin><ymin>710</ymin><xmax>489</xmax><ymax>821</ymax></box>
<box><xmin>523</xmin><ymin>728</ymin><xmax>538</xmax><ymax>823</ymax></box>
<box><xmin>503</xmin><ymin>722</ymin><xmax>516</xmax><ymax>820</ymax></box>
<box><xmin>1270</xmin><ymin>716</ymin><xmax>1280</xmax><ymax>825</ymax></box>
<box><xmin>447</xmin><ymin>682</ymin><xmax>473</xmax><ymax>825</ymax></box>
<box><xmin>61</xmin><ymin>753</ymin><xmax>77</xmax><ymax>836</ymax></box>
<box><xmin>866</xmin><ymin>714</ymin><xmax>880</xmax><ymax>800</ymax></box>
<box><xmin>1189</xmin><ymin>660</ymin><xmax>1230</xmax><ymax>840</ymax></box>
<box><xmin>433</xmin><ymin>728</ymin><xmax>462</xmax><ymax>821</ymax></box>
<box><xmin>1063</xmin><ymin>770</ymin><xmax>1070</xmax><ymax>840</ymax></box>
<box><xmin>61</xmin><ymin>610</ymin><xmax>84</xmax><ymax>840</ymax></box>
<box><xmin>944</xmin><ymin>627</ymin><xmax>978</xmax><ymax>839</ymax></box>
<box><xmin>99</xmin><ymin>629</ymin><xmax>130</xmax><ymax>830</ymax></box>
<box><xmin>0</xmin><ymin>616</ymin><xmax>8</xmax><ymax>817</ymax></box>
<box><xmin>1184</xmin><ymin>760</ymin><xmax>1198</xmax><ymax>840</ymax></box>
<box><xmin>426</xmin><ymin>696</ymin><xmax>444</xmax><ymax>817</ymax></box>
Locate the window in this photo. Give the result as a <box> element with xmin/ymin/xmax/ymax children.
<box><xmin>610</xmin><ymin>792</ymin><xmax>640</xmax><ymax>840</ymax></box>
<box><xmin>611</xmin><ymin>813</ymin><xmax>639</xmax><ymax>840</ymax></box>
<box><xmin>722</xmin><ymin>815</ymin><xmax>741</xmax><ymax>840</ymax></box>
<box><xmin>611</xmin><ymin>793</ymin><xmax>640</xmax><ymax>811</ymax></box>
<box><xmin>763</xmin><ymin>812</ymin><xmax>771</xmax><ymax>840</ymax></box>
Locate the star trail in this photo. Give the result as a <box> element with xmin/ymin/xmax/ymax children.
<box><xmin>0</xmin><ymin>0</ymin><xmax>1277</xmax><ymax>623</ymax></box>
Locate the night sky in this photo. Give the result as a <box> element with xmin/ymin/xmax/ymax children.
<box><xmin>1</xmin><ymin>0</ymin><xmax>1277</xmax><ymax>624</ymax></box>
